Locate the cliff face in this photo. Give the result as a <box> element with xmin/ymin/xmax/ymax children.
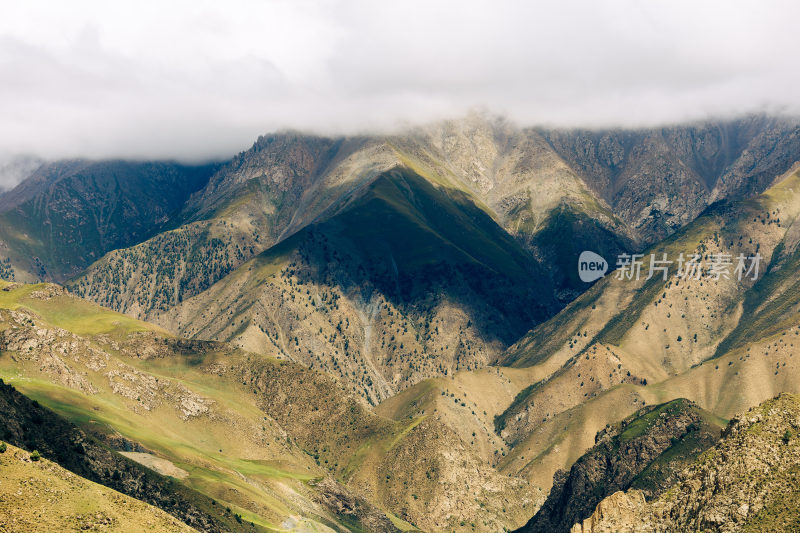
<box><xmin>573</xmin><ymin>393</ymin><xmax>800</xmax><ymax>532</ymax></box>
<box><xmin>541</xmin><ymin>116</ymin><xmax>800</xmax><ymax>244</ymax></box>
<box><xmin>517</xmin><ymin>398</ymin><xmax>724</xmax><ymax>533</ymax></box>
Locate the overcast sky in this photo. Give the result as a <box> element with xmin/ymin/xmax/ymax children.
<box><xmin>1</xmin><ymin>0</ymin><xmax>799</xmax><ymax>163</ymax></box>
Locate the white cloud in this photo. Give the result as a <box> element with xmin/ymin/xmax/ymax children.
<box><xmin>0</xmin><ymin>0</ymin><xmax>798</xmax><ymax>161</ymax></box>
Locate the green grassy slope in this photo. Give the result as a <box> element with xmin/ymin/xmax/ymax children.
<box><xmin>0</xmin><ymin>281</ymin><xmax>405</xmax><ymax>532</ymax></box>
<box><xmin>0</xmin><ymin>440</ymin><xmax>196</xmax><ymax>533</ymax></box>
<box><xmin>0</xmin><ymin>378</ymin><xmax>257</xmax><ymax>533</ymax></box>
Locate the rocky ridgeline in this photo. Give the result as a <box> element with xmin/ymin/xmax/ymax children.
<box><xmin>519</xmin><ymin>398</ymin><xmax>722</xmax><ymax>533</ymax></box>
<box><xmin>572</xmin><ymin>393</ymin><xmax>800</xmax><ymax>532</ymax></box>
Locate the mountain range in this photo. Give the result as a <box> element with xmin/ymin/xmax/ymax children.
<box><xmin>3</xmin><ymin>113</ymin><xmax>800</xmax><ymax>531</ymax></box>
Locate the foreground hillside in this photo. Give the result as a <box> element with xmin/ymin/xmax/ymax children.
<box><xmin>518</xmin><ymin>398</ymin><xmax>725</xmax><ymax>533</ymax></box>
<box><xmin>0</xmin><ymin>280</ymin><xmax>539</xmax><ymax>531</ymax></box>
<box><xmin>0</xmin><ymin>440</ymin><xmax>195</xmax><ymax>533</ymax></box>
<box><xmin>574</xmin><ymin>393</ymin><xmax>800</xmax><ymax>532</ymax></box>
<box><xmin>0</xmin><ymin>377</ymin><xmax>257</xmax><ymax>532</ymax></box>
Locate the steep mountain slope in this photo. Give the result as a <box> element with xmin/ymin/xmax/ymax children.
<box><xmin>541</xmin><ymin>115</ymin><xmax>800</xmax><ymax>243</ymax></box>
<box><xmin>517</xmin><ymin>398</ymin><xmax>724</xmax><ymax>533</ymax></box>
<box><xmin>0</xmin><ymin>378</ymin><xmax>253</xmax><ymax>533</ymax></box>
<box><xmin>158</xmin><ymin>167</ymin><xmax>557</xmax><ymax>403</ymax></box>
<box><xmin>574</xmin><ymin>393</ymin><xmax>800</xmax><ymax>532</ymax></box>
<box><xmin>0</xmin><ymin>159</ymin><xmax>217</xmax><ymax>282</ymax></box>
<box><xmin>392</xmin><ymin>116</ymin><xmax>637</xmax><ymax>302</ymax></box>
<box><xmin>70</xmin><ymin>136</ymin><xmax>400</xmax><ymax>316</ymax></box>
<box><xmin>0</xmin><ymin>280</ymin><xmax>540</xmax><ymax>532</ymax></box>
<box><xmin>462</xmin><ymin>164</ymin><xmax>800</xmax><ymax>497</ymax></box>
<box><xmin>0</xmin><ymin>441</ymin><xmax>195</xmax><ymax>533</ymax></box>
<box><xmin>497</xmin><ymin>166</ymin><xmax>800</xmax><ymax>440</ymax></box>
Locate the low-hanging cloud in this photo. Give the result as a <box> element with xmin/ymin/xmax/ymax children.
<box><xmin>1</xmin><ymin>0</ymin><xmax>799</xmax><ymax>162</ymax></box>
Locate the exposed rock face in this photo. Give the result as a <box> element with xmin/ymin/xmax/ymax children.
<box><xmin>313</xmin><ymin>477</ymin><xmax>401</xmax><ymax>533</ymax></box>
<box><xmin>573</xmin><ymin>393</ymin><xmax>800</xmax><ymax>532</ymax></box>
<box><xmin>541</xmin><ymin>115</ymin><xmax>800</xmax><ymax>243</ymax></box>
<box><xmin>570</xmin><ymin>490</ymin><xmax>649</xmax><ymax>533</ymax></box>
<box><xmin>0</xmin><ymin>307</ymin><xmax>215</xmax><ymax>418</ymax></box>
<box><xmin>517</xmin><ymin>398</ymin><xmax>723</xmax><ymax>533</ymax></box>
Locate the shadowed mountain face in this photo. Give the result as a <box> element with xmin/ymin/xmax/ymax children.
<box><xmin>0</xmin><ymin>160</ymin><xmax>218</xmax><ymax>282</ymax></box>
<box><xmin>159</xmin><ymin>168</ymin><xmax>559</xmax><ymax>403</ymax></box>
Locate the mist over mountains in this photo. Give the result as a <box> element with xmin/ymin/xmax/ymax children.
<box><xmin>3</xmin><ymin>109</ymin><xmax>800</xmax><ymax>531</ymax></box>
<box><xmin>5</xmin><ymin>1</ymin><xmax>800</xmax><ymax>530</ymax></box>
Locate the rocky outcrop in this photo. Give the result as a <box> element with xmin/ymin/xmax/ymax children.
<box><xmin>573</xmin><ymin>393</ymin><xmax>800</xmax><ymax>532</ymax></box>
<box><xmin>0</xmin><ymin>306</ymin><xmax>215</xmax><ymax>419</ymax></box>
<box><xmin>570</xmin><ymin>490</ymin><xmax>648</xmax><ymax>533</ymax></box>
<box><xmin>541</xmin><ymin>115</ymin><xmax>800</xmax><ymax>244</ymax></box>
<box><xmin>313</xmin><ymin>477</ymin><xmax>401</xmax><ymax>533</ymax></box>
<box><xmin>517</xmin><ymin>398</ymin><xmax>723</xmax><ymax>533</ymax></box>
